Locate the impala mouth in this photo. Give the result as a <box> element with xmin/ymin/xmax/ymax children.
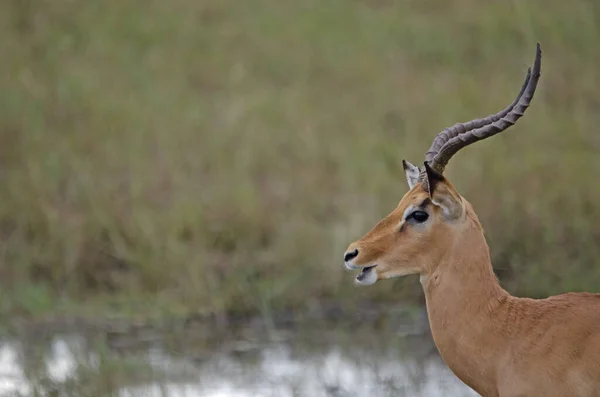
<box><xmin>355</xmin><ymin>265</ymin><xmax>377</xmax><ymax>285</ymax></box>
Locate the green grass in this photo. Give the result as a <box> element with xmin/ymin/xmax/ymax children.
<box><xmin>1</xmin><ymin>0</ymin><xmax>600</xmax><ymax>321</ymax></box>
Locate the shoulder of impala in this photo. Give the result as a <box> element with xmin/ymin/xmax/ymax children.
<box><xmin>343</xmin><ymin>43</ymin><xmax>600</xmax><ymax>397</ymax></box>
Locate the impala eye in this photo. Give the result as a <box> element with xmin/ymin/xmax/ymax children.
<box><xmin>408</xmin><ymin>210</ymin><xmax>429</xmax><ymax>223</ymax></box>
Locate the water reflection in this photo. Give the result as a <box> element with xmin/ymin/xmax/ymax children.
<box><xmin>0</xmin><ymin>324</ymin><xmax>478</xmax><ymax>397</ymax></box>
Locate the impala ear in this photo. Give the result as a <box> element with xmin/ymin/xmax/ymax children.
<box><xmin>402</xmin><ymin>160</ymin><xmax>420</xmax><ymax>189</ymax></box>
<box><xmin>423</xmin><ymin>161</ymin><xmax>444</xmax><ymax>196</ymax></box>
<box><xmin>423</xmin><ymin>162</ymin><xmax>464</xmax><ymax>220</ymax></box>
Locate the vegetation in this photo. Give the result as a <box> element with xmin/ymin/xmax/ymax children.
<box><xmin>1</xmin><ymin>0</ymin><xmax>600</xmax><ymax>321</ymax></box>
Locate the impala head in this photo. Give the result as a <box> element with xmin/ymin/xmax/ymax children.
<box><xmin>344</xmin><ymin>44</ymin><xmax>542</xmax><ymax>286</ymax></box>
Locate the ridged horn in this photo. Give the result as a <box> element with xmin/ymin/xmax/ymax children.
<box><xmin>425</xmin><ymin>43</ymin><xmax>542</xmax><ymax>175</ymax></box>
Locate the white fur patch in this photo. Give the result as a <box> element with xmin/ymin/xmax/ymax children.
<box><xmin>397</xmin><ymin>205</ymin><xmax>414</xmax><ymax>229</ymax></box>
<box><xmin>402</xmin><ymin>205</ymin><xmax>415</xmax><ymax>221</ymax></box>
<box><xmin>354</xmin><ymin>267</ymin><xmax>378</xmax><ymax>285</ymax></box>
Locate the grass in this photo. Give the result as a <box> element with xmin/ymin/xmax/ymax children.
<box><xmin>1</xmin><ymin>0</ymin><xmax>600</xmax><ymax>321</ymax></box>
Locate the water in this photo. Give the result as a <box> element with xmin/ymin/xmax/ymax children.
<box><xmin>0</xmin><ymin>320</ymin><xmax>478</xmax><ymax>397</ymax></box>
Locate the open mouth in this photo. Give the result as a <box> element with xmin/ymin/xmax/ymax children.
<box><xmin>355</xmin><ymin>265</ymin><xmax>377</xmax><ymax>283</ymax></box>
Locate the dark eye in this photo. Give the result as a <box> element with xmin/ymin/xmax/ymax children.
<box><xmin>408</xmin><ymin>211</ymin><xmax>429</xmax><ymax>223</ymax></box>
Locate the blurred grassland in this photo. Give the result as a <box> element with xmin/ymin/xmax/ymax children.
<box><xmin>1</xmin><ymin>0</ymin><xmax>600</xmax><ymax>319</ymax></box>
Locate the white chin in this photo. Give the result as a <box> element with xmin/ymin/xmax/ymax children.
<box><xmin>354</xmin><ymin>266</ymin><xmax>378</xmax><ymax>286</ymax></box>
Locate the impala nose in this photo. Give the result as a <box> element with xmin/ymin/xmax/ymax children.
<box><xmin>344</xmin><ymin>248</ymin><xmax>359</xmax><ymax>262</ymax></box>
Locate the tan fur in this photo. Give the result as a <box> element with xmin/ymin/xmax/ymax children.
<box><xmin>345</xmin><ymin>177</ymin><xmax>600</xmax><ymax>397</ymax></box>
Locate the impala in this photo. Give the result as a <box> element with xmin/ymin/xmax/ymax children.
<box><xmin>343</xmin><ymin>44</ymin><xmax>600</xmax><ymax>397</ymax></box>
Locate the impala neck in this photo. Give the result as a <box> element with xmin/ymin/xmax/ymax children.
<box><xmin>421</xmin><ymin>221</ymin><xmax>510</xmax><ymax>395</ymax></box>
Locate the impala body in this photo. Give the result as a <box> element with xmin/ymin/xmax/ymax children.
<box><xmin>343</xmin><ymin>44</ymin><xmax>600</xmax><ymax>397</ymax></box>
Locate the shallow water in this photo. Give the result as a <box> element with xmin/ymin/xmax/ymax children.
<box><xmin>0</xmin><ymin>321</ymin><xmax>478</xmax><ymax>397</ymax></box>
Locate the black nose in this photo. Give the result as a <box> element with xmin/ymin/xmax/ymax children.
<box><xmin>344</xmin><ymin>249</ymin><xmax>359</xmax><ymax>262</ymax></box>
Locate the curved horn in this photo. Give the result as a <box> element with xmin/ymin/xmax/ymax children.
<box><xmin>426</xmin><ymin>43</ymin><xmax>542</xmax><ymax>175</ymax></box>
<box><xmin>424</xmin><ymin>69</ymin><xmax>531</xmax><ymax>165</ymax></box>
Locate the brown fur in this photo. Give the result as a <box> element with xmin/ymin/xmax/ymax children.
<box><xmin>345</xmin><ymin>176</ymin><xmax>600</xmax><ymax>397</ymax></box>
